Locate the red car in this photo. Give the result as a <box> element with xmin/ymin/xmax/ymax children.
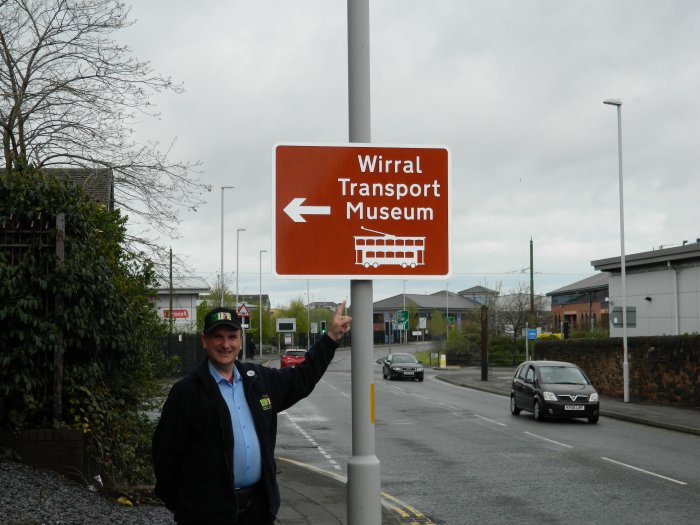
<box><xmin>280</xmin><ymin>349</ymin><xmax>307</xmax><ymax>368</ymax></box>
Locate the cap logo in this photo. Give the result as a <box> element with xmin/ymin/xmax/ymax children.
<box><xmin>211</xmin><ymin>312</ymin><xmax>233</xmax><ymax>322</ymax></box>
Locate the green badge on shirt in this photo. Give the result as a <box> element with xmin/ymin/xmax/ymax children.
<box><xmin>259</xmin><ymin>395</ymin><xmax>272</xmax><ymax>410</ymax></box>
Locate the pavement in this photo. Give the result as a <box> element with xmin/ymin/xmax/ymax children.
<box><xmin>275</xmin><ymin>457</ymin><xmax>406</xmax><ymax>525</ymax></box>
<box><xmin>273</xmin><ymin>365</ymin><xmax>700</xmax><ymax>524</ymax></box>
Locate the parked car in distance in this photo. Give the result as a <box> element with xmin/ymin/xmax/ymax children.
<box><xmin>510</xmin><ymin>360</ymin><xmax>600</xmax><ymax>423</ymax></box>
<box><xmin>382</xmin><ymin>353</ymin><xmax>424</xmax><ymax>381</ymax></box>
<box><xmin>280</xmin><ymin>348</ymin><xmax>307</xmax><ymax>368</ymax></box>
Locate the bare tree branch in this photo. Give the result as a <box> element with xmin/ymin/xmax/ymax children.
<box><xmin>0</xmin><ymin>0</ymin><xmax>208</xmax><ymax>251</ymax></box>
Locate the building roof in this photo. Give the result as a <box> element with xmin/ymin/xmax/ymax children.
<box><xmin>2</xmin><ymin>167</ymin><xmax>114</xmax><ymax>209</ymax></box>
<box><xmin>546</xmin><ymin>273</ymin><xmax>609</xmax><ymax>296</ymax></box>
<box><xmin>374</xmin><ymin>291</ymin><xmax>482</xmax><ymax>311</ymax></box>
<box><xmin>591</xmin><ymin>241</ymin><xmax>700</xmax><ymax>272</ymax></box>
<box><xmin>458</xmin><ymin>285</ymin><xmax>499</xmax><ymax>296</ymax></box>
<box><xmin>238</xmin><ymin>294</ymin><xmax>271</xmax><ymax>308</ymax></box>
<box><xmin>47</xmin><ymin>168</ymin><xmax>114</xmax><ymax>209</ymax></box>
<box><xmin>307</xmin><ymin>301</ymin><xmax>338</xmax><ymax>310</ymax></box>
<box><xmin>156</xmin><ymin>277</ymin><xmax>210</xmax><ymax>295</ymax></box>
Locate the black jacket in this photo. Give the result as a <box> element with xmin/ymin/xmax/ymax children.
<box><xmin>152</xmin><ymin>335</ymin><xmax>338</xmax><ymax>524</ymax></box>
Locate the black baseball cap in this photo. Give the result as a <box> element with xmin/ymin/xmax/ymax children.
<box><xmin>203</xmin><ymin>307</ymin><xmax>242</xmax><ymax>334</ymax></box>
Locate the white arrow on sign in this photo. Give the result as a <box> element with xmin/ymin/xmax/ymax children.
<box><xmin>283</xmin><ymin>197</ymin><xmax>331</xmax><ymax>223</ymax></box>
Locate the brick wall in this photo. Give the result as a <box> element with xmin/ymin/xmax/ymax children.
<box><xmin>535</xmin><ymin>335</ymin><xmax>700</xmax><ymax>407</ymax></box>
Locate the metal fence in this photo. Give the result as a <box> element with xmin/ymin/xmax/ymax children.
<box><xmin>1</xmin><ymin>211</ymin><xmax>66</xmax><ymax>421</ymax></box>
<box><xmin>157</xmin><ymin>334</ymin><xmax>206</xmax><ymax>376</ymax></box>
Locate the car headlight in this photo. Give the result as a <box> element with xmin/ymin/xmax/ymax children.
<box><xmin>589</xmin><ymin>393</ymin><xmax>599</xmax><ymax>402</ymax></box>
<box><xmin>392</xmin><ymin>366</ymin><xmax>401</xmax><ymax>371</ymax></box>
<box><xmin>416</xmin><ymin>367</ymin><xmax>423</xmax><ymax>372</ymax></box>
<box><xmin>543</xmin><ymin>391</ymin><xmax>557</xmax><ymax>402</ymax></box>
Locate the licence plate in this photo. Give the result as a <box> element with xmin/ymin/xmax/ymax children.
<box><xmin>565</xmin><ymin>405</ymin><xmax>584</xmax><ymax>411</ymax></box>
<box><xmin>404</xmin><ymin>371</ymin><xmax>414</xmax><ymax>375</ymax></box>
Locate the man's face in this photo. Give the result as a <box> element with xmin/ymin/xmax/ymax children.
<box><xmin>201</xmin><ymin>325</ymin><xmax>242</xmax><ymax>371</ymax></box>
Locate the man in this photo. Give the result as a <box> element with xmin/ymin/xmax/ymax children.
<box><xmin>152</xmin><ymin>302</ymin><xmax>351</xmax><ymax>524</ymax></box>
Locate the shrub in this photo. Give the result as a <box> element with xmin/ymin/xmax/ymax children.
<box><xmin>0</xmin><ymin>169</ymin><xmax>164</xmax><ymax>487</ymax></box>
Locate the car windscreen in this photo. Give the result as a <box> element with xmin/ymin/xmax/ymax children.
<box><xmin>539</xmin><ymin>366</ymin><xmax>589</xmax><ymax>385</ymax></box>
<box><xmin>285</xmin><ymin>351</ymin><xmax>306</xmax><ymax>357</ymax></box>
<box><xmin>392</xmin><ymin>355</ymin><xmax>417</xmax><ymax>364</ymax></box>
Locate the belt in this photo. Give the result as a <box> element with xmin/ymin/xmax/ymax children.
<box><xmin>234</xmin><ymin>483</ymin><xmax>261</xmax><ymax>514</ymax></box>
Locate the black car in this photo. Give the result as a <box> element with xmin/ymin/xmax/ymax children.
<box><xmin>510</xmin><ymin>360</ymin><xmax>600</xmax><ymax>423</ymax></box>
<box><xmin>382</xmin><ymin>353</ymin><xmax>424</xmax><ymax>381</ymax></box>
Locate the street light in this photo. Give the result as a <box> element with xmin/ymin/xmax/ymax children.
<box><xmin>236</xmin><ymin>228</ymin><xmax>246</xmax><ymax>307</ymax></box>
<box><xmin>220</xmin><ymin>186</ymin><xmax>234</xmax><ymax>307</ymax></box>
<box><xmin>604</xmin><ymin>98</ymin><xmax>629</xmax><ymax>403</ymax></box>
<box><xmin>259</xmin><ymin>249</ymin><xmax>267</xmax><ymax>358</ymax></box>
<box><xmin>306</xmin><ymin>281</ymin><xmax>311</xmax><ymax>350</ymax></box>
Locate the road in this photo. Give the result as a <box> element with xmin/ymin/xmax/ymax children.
<box><xmin>274</xmin><ymin>345</ymin><xmax>700</xmax><ymax>524</ymax></box>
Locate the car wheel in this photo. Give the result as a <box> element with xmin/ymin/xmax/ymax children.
<box><xmin>418</xmin><ymin>376</ymin><xmax>423</xmax><ymax>382</ymax></box>
<box><xmin>533</xmin><ymin>400</ymin><xmax>545</xmax><ymax>421</ymax></box>
<box><xmin>510</xmin><ymin>395</ymin><xmax>521</xmax><ymax>415</ymax></box>
<box><xmin>588</xmin><ymin>415</ymin><xmax>599</xmax><ymax>424</ymax></box>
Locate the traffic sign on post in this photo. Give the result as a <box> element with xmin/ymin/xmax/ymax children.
<box><xmin>273</xmin><ymin>144</ymin><xmax>451</xmax><ymax>279</ymax></box>
<box><xmin>237</xmin><ymin>304</ymin><xmax>251</xmax><ymax>318</ymax></box>
<box><xmin>397</xmin><ymin>309</ymin><xmax>409</xmax><ymax>330</ymax></box>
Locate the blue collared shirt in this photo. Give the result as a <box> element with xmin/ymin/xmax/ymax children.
<box><xmin>208</xmin><ymin>362</ymin><xmax>262</xmax><ymax>488</ymax></box>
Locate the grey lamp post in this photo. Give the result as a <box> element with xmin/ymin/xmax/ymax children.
<box><xmin>259</xmin><ymin>249</ymin><xmax>267</xmax><ymax>358</ymax></box>
<box><xmin>236</xmin><ymin>228</ymin><xmax>246</xmax><ymax>307</ymax></box>
<box><xmin>604</xmin><ymin>98</ymin><xmax>629</xmax><ymax>403</ymax></box>
<box><xmin>220</xmin><ymin>186</ymin><xmax>234</xmax><ymax>307</ymax></box>
<box><xmin>306</xmin><ymin>281</ymin><xmax>311</xmax><ymax>350</ymax></box>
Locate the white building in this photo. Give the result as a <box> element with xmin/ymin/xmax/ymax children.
<box><xmin>592</xmin><ymin>242</ymin><xmax>700</xmax><ymax>336</ymax></box>
<box><xmin>154</xmin><ymin>277</ymin><xmax>211</xmax><ymax>332</ymax></box>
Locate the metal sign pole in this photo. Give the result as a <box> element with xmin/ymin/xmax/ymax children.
<box><xmin>347</xmin><ymin>1</ymin><xmax>380</xmax><ymax>524</ymax></box>
<box><xmin>525</xmin><ymin>322</ymin><xmax>529</xmax><ymax>361</ymax></box>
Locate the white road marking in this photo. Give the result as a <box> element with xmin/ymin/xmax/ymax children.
<box><xmin>474</xmin><ymin>414</ymin><xmax>507</xmax><ymax>427</ymax></box>
<box><xmin>524</xmin><ymin>431</ymin><xmax>573</xmax><ymax>448</ymax></box>
<box><xmin>438</xmin><ymin>402</ymin><xmax>462</xmax><ymax>412</ymax></box>
<box><xmin>321</xmin><ymin>379</ymin><xmax>350</xmax><ymax>398</ymax></box>
<box><xmin>601</xmin><ymin>457</ymin><xmax>687</xmax><ymax>486</ymax></box>
<box><xmin>282</xmin><ymin>413</ymin><xmax>343</xmax><ymax>470</ymax></box>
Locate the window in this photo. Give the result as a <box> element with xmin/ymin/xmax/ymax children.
<box><xmin>525</xmin><ymin>367</ymin><xmax>535</xmax><ymax>382</ymax></box>
<box><xmin>611</xmin><ymin>306</ymin><xmax>636</xmax><ymax>327</ymax></box>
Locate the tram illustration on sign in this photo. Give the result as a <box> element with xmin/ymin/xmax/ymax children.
<box><xmin>354</xmin><ymin>227</ymin><xmax>426</xmax><ymax>269</ymax></box>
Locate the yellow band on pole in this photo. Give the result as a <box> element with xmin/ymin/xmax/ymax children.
<box><xmin>370</xmin><ymin>383</ymin><xmax>375</xmax><ymax>424</ymax></box>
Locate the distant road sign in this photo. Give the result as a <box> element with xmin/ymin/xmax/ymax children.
<box><xmin>237</xmin><ymin>304</ymin><xmax>251</xmax><ymax>318</ymax></box>
<box><xmin>397</xmin><ymin>309</ymin><xmax>409</xmax><ymax>329</ymax></box>
<box><xmin>274</xmin><ymin>143</ymin><xmax>451</xmax><ymax>279</ymax></box>
<box><xmin>277</xmin><ymin>318</ymin><xmax>296</xmax><ymax>333</ymax></box>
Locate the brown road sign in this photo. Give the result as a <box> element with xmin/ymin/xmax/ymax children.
<box><xmin>273</xmin><ymin>143</ymin><xmax>451</xmax><ymax>279</ymax></box>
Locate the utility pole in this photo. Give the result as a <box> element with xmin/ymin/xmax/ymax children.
<box><xmin>529</xmin><ymin>238</ymin><xmax>535</xmax><ymax>327</ymax></box>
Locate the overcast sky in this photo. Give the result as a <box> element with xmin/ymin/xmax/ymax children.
<box><xmin>121</xmin><ymin>0</ymin><xmax>700</xmax><ymax>308</ymax></box>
